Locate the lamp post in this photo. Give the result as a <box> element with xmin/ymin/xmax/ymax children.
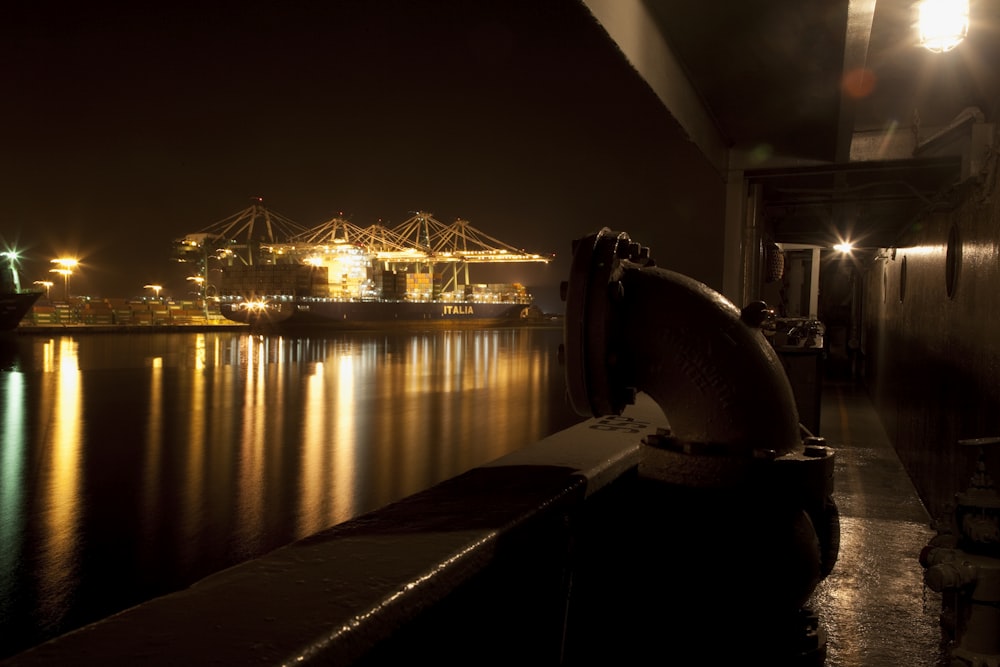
<box><xmin>33</xmin><ymin>280</ymin><xmax>54</xmax><ymax>299</ymax></box>
<box><xmin>49</xmin><ymin>268</ymin><xmax>72</xmax><ymax>300</ymax></box>
<box><xmin>186</xmin><ymin>276</ymin><xmax>208</xmax><ymax>318</ymax></box>
<box><xmin>50</xmin><ymin>258</ymin><xmax>78</xmax><ymax>300</ymax></box>
<box><xmin>186</xmin><ymin>275</ymin><xmax>205</xmax><ymax>294</ymax></box>
<box><xmin>144</xmin><ymin>284</ymin><xmax>163</xmax><ymax>300</ymax></box>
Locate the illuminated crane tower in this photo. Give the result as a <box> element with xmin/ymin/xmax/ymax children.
<box><xmin>175</xmin><ymin>203</ymin><xmax>551</xmax><ymax>303</ymax></box>
<box><xmin>427</xmin><ymin>216</ymin><xmax>552</xmax><ymax>291</ymax></box>
<box><xmin>174</xmin><ymin>197</ymin><xmax>308</xmax><ymax>266</ymax></box>
<box><xmin>389</xmin><ymin>211</ymin><xmax>551</xmax><ymax>291</ymax></box>
<box><xmin>173</xmin><ymin>198</ymin><xmax>308</xmax><ymax>298</ymax></box>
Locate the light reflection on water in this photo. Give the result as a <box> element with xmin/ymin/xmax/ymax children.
<box><xmin>38</xmin><ymin>339</ymin><xmax>83</xmax><ymax>630</ymax></box>
<box><xmin>0</xmin><ymin>326</ymin><xmax>579</xmax><ymax>660</ymax></box>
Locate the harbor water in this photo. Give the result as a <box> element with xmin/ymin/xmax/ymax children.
<box><xmin>0</xmin><ymin>326</ymin><xmax>582</xmax><ymax>660</ymax></box>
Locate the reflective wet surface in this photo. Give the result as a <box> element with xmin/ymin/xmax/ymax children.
<box><xmin>808</xmin><ymin>382</ymin><xmax>950</xmax><ymax>667</ymax></box>
<box><xmin>0</xmin><ymin>328</ymin><xmax>582</xmax><ymax>660</ymax></box>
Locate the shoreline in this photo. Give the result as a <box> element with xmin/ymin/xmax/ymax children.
<box><xmin>10</xmin><ymin>320</ymin><xmax>564</xmax><ymax>336</ymax></box>
<box><xmin>11</xmin><ymin>323</ymin><xmax>249</xmax><ymax>335</ymax></box>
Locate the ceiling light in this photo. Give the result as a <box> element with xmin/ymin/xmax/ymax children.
<box><xmin>918</xmin><ymin>0</ymin><xmax>969</xmax><ymax>53</ymax></box>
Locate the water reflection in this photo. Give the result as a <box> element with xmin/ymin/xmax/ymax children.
<box><xmin>0</xmin><ymin>327</ymin><xmax>578</xmax><ymax>659</ymax></box>
<box><xmin>38</xmin><ymin>339</ymin><xmax>83</xmax><ymax>629</ymax></box>
<box><xmin>0</xmin><ymin>347</ymin><xmax>27</xmax><ymax>625</ymax></box>
<box><xmin>234</xmin><ymin>335</ymin><xmax>266</xmax><ymax>557</ymax></box>
<box><xmin>300</xmin><ymin>359</ymin><xmax>332</xmax><ymax>535</ymax></box>
<box><xmin>142</xmin><ymin>356</ymin><xmax>163</xmax><ymax>545</ymax></box>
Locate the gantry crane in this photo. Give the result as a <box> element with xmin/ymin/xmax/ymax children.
<box><xmin>174</xmin><ymin>201</ymin><xmax>552</xmax><ymax>299</ymax></box>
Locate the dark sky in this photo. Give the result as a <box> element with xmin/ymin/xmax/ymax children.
<box><xmin>1</xmin><ymin>0</ymin><xmax>723</xmax><ymax>311</ymax></box>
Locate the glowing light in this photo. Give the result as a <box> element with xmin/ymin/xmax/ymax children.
<box><xmin>50</xmin><ymin>258</ymin><xmax>78</xmax><ymax>270</ymax></box>
<box><xmin>33</xmin><ymin>280</ymin><xmax>54</xmax><ymax>298</ymax></box>
<box><xmin>240</xmin><ymin>299</ymin><xmax>270</xmax><ymax>312</ymax></box>
<box><xmin>918</xmin><ymin>0</ymin><xmax>969</xmax><ymax>53</ymax></box>
<box><xmin>834</xmin><ymin>242</ymin><xmax>855</xmax><ymax>254</ymax></box>
<box><xmin>2</xmin><ymin>250</ymin><xmax>27</xmax><ymax>292</ymax></box>
<box><xmin>49</xmin><ymin>259</ymin><xmax>78</xmax><ymax>300</ymax></box>
<box><xmin>143</xmin><ymin>284</ymin><xmax>163</xmax><ymax>299</ymax></box>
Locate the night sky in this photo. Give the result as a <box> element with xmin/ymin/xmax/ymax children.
<box><xmin>1</xmin><ymin>0</ymin><xmax>723</xmax><ymax>312</ymax></box>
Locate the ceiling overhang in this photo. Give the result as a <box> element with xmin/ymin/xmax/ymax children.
<box><xmin>582</xmin><ymin>0</ymin><xmax>999</xmax><ymax>248</ymax></box>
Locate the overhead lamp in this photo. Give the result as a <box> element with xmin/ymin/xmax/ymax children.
<box><xmin>918</xmin><ymin>0</ymin><xmax>969</xmax><ymax>53</ymax></box>
<box><xmin>51</xmin><ymin>257</ymin><xmax>79</xmax><ymax>270</ymax></box>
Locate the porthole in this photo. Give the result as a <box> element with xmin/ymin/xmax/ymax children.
<box><xmin>899</xmin><ymin>255</ymin><xmax>907</xmax><ymax>303</ymax></box>
<box><xmin>945</xmin><ymin>225</ymin><xmax>961</xmax><ymax>298</ymax></box>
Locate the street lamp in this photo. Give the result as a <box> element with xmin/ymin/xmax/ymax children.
<box><xmin>33</xmin><ymin>280</ymin><xmax>54</xmax><ymax>299</ymax></box>
<box><xmin>144</xmin><ymin>284</ymin><xmax>163</xmax><ymax>300</ymax></box>
<box><xmin>50</xmin><ymin>268</ymin><xmax>72</xmax><ymax>300</ymax></box>
<box><xmin>50</xmin><ymin>258</ymin><xmax>78</xmax><ymax>300</ymax></box>
<box><xmin>186</xmin><ymin>276</ymin><xmax>208</xmax><ymax>317</ymax></box>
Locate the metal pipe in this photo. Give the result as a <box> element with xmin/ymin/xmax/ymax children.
<box><xmin>561</xmin><ymin>227</ymin><xmax>839</xmax><ymax>643</ymax></box>
<box><xmin>563</xmin><ymin>227</ymin><xmax>801</xmax><ymax>456</ymax></box>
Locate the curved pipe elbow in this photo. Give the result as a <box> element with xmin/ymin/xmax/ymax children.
<box><xmin>563</xmin><ymin>228</ymin><xmax>801</xmax><ymax>456</ymax></box>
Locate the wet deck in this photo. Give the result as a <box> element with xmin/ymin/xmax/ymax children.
<box><xmin>808</xmin><ymin>381</ymin><xmax>949</xmax><ymax>667</ymax></box>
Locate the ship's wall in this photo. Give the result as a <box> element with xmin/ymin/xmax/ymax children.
<box><xmin>860</xmin><ymin>154</ymin><xmax>1000</xmax><ymax>521</ymax></box>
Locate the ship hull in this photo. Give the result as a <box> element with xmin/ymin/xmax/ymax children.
<box><xmin>0</xmin><ymin>291</ymin><xmax>42</xmax><ymax>332</ymax></box>
<box><xmin>220</xmin><ymin>299</ymin><xmax>545</xmax><ymax>331</ymax></box>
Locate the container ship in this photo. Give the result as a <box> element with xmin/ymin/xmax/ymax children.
<box><xmin>175</xmin><ymin>201</ymin><xmax>553</xmax><ymax>330</ymax></box>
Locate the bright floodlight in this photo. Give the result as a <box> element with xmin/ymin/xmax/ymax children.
<box><xmin>834</xmin><ymin>242</ymin><xmax>854</xmax><ymax>254</ymax></box>
<box><xmin>50</xmin><ymin>267</ymin><xmax>74</xmax><ymax>299</ymax></box>
<box><xmin>918</xmin><ymin>0</ymin><xmax>969</xmax><ymax>53</ymax></box>
<box><xmin>34</xmin><ymin>280</ymin><xmax>54</xmax><ymax>298</ymax></box>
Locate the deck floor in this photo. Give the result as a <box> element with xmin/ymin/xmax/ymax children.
<box><xmin>807</xmin><ymin>381</ymin><xmax>950</xmax><ymax>667</ymax></box>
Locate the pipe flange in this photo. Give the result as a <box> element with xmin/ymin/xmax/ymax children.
<box><xmin>563</xmin><ymin>228</ymin><xmax>634</xmax><ymax>416</ymax></box>
<box><xmin>641</xmin><ymin>430</ymin><xmax>834</xmax><ymax>498</ymax></box>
